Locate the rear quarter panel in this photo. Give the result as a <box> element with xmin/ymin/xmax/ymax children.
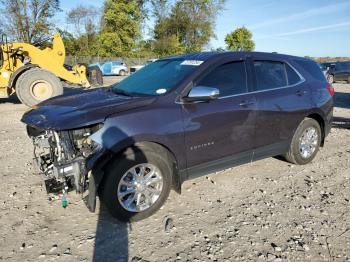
<box><xmin>291</xmin><ymin>60</ymin><xmax>333</xmax><ymax>137</ymax></box>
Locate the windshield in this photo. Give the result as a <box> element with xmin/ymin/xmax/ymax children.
<box><xmin>112</xmin><ymin>59</ymin><xmax>200</xmax><ymax>96</ymax></box>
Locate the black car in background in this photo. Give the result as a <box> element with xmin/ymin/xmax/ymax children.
<box><xmin>321</xmin><ymin>61</ymin><xmax>350</xmax><ymax>84</ymax></box>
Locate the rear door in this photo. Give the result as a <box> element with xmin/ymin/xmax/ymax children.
<box><xmin>182</xmin><ymin>58</ymin><xmax>256</xmax><ymax>173</ymax></box>
<box><xmin>251</xmin><ymin>58</ymin><xmax>311</xmax><ymax>159</ymax></box>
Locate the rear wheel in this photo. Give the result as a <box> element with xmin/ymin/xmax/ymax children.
<box><xmin>16</xmin><ymin>68</ymin><xmax>63</xmax><ymax>107</ymax></box>
<box><xmin>100</xmin><ymin>145</ymin><xmax>172</xmax><ymax>221</ymax></box>
<box><xmin>327</xmin><ymin>74</ymin><xmax>334</xmax><ymax>84</ymax></box>
<box><xmin>284</xmin><ymin>118</ymin><xmax>322</xmax><ymax>165</ymax></box>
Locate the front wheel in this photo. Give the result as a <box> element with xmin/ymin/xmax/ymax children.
<box><xmin>284</xmin><ymin>118</ymin><xmax>322</xmax><ymax>165</ymax></box>
<box><xmin>100</xmin><ymin>146</ymin><xmax>172</xmax><ymax>222</ymax></box>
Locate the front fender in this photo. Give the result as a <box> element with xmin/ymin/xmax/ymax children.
<box><xmin>89</xmin><ymin>105</ymin><xmax>186</xmax><ymax>170</ymax></box>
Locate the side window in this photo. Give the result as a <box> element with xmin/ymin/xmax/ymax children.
<box><xmin>112</xmin><ymin>61</ymin><xmax>121</xmax><ymax>66</ymax></box>
<box><xmin>196</xmin><ymin>61</ymin><xmax>247</xmax><ymax>97</ymax></box>
<box><xmin>286</xmin><ymin>64</ymin><xmax>302</xmax><ymax>85</ymax></box>
<box><xmin>254</xmin><ymin>61</ymin><xmax>287</xmax><ymax>91</ymax></box>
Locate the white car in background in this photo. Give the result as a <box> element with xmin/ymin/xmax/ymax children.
<box><xmin>130</xmin><ymin>59</ymin><xmax>157</xmax><ymax>74</ymax></box>
<box><xmin>90</xmin><ymin>60</ymin><xmax>129</xmax><ymax>76</ymax></box>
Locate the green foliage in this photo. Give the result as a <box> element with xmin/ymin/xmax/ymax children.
<box><xmin>225</xmin><ymin>27</ymin><xmax>255</xmax><ymax>51</ymax></box>
<box><xmin>98</xmin><ymin>0</ymin><xmax>142</xmax><ymax>57</ymax></box>
<box><xmin>65</xmin><ymin>6</ymin><xmax>100</xmax><ymax>57</ymax></box>
<box><xmin>153</xmin><ymin>35</ymin><xmax>184</xmax><ymax>56</ymax></box>
<box><xmin>152</xmin><ymin>0</ymin><xmax>225</xmax><ymax>55</ymax></box>
<box><xmin>0</xmin><ymin>0</ymin><xmax>61</xmax><ymax>43</ymax></box>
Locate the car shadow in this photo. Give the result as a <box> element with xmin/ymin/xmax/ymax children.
<box><xmin>332</xmin><ymin>116</ymin><xmax>350</xmax><ymax>129</ymax></box>
<box><xmin>91</xmin><ymin>126</ymin><xmax>146</xmax><ymax>261</ymax></box>
<box><xmin>0</xmin><ymin>86</ymin><xmax>90</xmax><ymax>105</ymax></box>
<box><xmin>0</xmin><ymin>93</ymin><xmax>21</xmax><ymax>104</ymax></box>
<box><xmin>93</xmin><ymin>205</ymin><xmax>129</xmax><ymax>261</ymax></box>
<box><xmin>274</xmin><ymin>114</ymin><xmax>350</xmax><ymax>164</ymax></box>
<box><xmin>334</xmin><ymin>91</ymin><xmax>350</xmax><ymax>110</ymax></box>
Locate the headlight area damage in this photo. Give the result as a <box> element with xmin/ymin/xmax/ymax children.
<box><xmin>27</xmin><ymin>123</ymin><xmax>104</xmax><ymax>211</ymax></box>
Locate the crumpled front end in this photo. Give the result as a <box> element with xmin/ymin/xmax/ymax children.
<box><xmin>27</xmin><ymin>124</ymin><xmax>103</xmax><ymax>197</ymax></box>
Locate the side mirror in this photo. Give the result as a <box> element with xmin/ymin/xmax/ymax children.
<box><xmin>183</xmin><ymin>86</ymin><xmax>220</xmax><ymax>102</ymax></box>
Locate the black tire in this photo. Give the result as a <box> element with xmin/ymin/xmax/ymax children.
<box><xmin>100</xmin><ymin>144</ymin><xmax>173</xmax><ymax>222</ymax></box>
<box><xmin>16</xmin><ymin>68</ymin><xmax>63</xmax><ymax>107</ymax></box>
<box><xmin>87</xmin><ymin>66</ymin><xmax>103</xmax><ymax>87</ymax></box>
<box><xmin>284</xmin><ymin>118</ymin><xmax>322</xmax><ymax>165</ymax></box>
<box><xmin>119</xmin><ymin>69</ymin><xmax>126</xmax><ymax>76</ymax></box>
<box><xmin>327</xmin><ymin>74</ymin><xmax>334</xmax><ymax>84</ymax></box>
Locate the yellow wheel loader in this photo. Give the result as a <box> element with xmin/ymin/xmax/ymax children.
<box><xmin>0</xmin><ymin>33</ymin><xmax>103</xmax><ymax>107</ymax></box>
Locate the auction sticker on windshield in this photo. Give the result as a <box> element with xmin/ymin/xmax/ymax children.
<box><xmin>156</xmin><ymin>88</ymin><xmax>167</xmax><ymax>94</ymax></box>
<box><xmin>180</xmin><ymin>60</ymin><xmax>203</xmax><ymax>66</ymax></box>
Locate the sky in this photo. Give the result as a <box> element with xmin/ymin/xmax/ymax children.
<box><xmin>57</xmin><ymin>0</ymin><xmax>350</xmax><ymax>57</ymax></box>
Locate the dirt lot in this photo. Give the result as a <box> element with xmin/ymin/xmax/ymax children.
<box><xmin>0</xmin><ymin>82</ymin><xmax>349</xmax><ymax>262</ymax></box>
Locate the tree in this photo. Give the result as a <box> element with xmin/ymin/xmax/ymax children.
<box><xmin>0</xmin><ymin>0</ymin><xmax>61</xmax><ymax>43</ymax></box>
<box><xmin>153</xmin><ymin>35</ymin><xmax>184</xmax><ymax>56</ymax></box>
<box><xmin>152</xmin><ymin>0</ymin><xmax>225</xmax><ymax>55</ymax></box>
<box><xmin>66</xmin><ymin>5</ymin><xmax>100</xmax><ymax>56</ymax></box>
<box><xmin>67</xmin><ymin>5</ymin><xmax>100</xmax><ymax>37</ymax></box>
<box><xmin>98</xmin><ymin>0</ymin><xmax>143</xmax><ymax>57</ymax></box>
<box><xmin>225</xmin><ymin>27</ymin><xmax>255</xmax><ymax>51</ymax></box>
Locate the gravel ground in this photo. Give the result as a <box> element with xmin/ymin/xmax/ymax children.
<box><xmin>0</xmin><ymin>82</ymin><xmax>349</xmax><ymax>262</ymax></box>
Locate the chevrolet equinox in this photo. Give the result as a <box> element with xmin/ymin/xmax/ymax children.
<box><xmin>22</xmin><ymin>52</ymin><xmax>334</xmax><ymax>221</ymax></box>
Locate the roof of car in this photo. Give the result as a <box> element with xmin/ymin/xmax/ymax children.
<box><xmin>162</xmin><ymin>51</ymin><xmax>309</xmax><ymax>62</ymax></box>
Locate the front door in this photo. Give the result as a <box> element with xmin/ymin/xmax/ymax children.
<box><xmin>181</xmin><ymin>60</ymin><xmax>256</xmax><ymax>177</ymax></box>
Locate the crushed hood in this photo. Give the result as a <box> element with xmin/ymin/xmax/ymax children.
<box><xmin>21</xmin><ymin>88</ymin><xmax>156</xmax><ymax>130</ymax></box>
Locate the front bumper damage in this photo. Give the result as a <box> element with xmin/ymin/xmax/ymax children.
<box><xmin>28</xmin><ymin>124</ymin><xmax>105</xmax><ymax>212</ymax></box>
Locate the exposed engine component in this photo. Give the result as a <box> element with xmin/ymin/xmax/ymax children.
<box><xmin>28</xmin><ymin>124</ymin><xmax>102</xmax><ymax>193</ymax></box>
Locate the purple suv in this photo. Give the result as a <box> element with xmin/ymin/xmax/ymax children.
<box><xmin>22</xmin><ymin>52</ymin><xmax>334</xmax><ymax>221</ymax></box>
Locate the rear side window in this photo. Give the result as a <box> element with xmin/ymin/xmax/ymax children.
<box><xmin>294</xmin><ymin>60</ymin><xmax>327</xmax><ymax>82</ymax></box>
<box><xmin>197</xmin><ymin>61</ymin><xmax>247</xmax><ymax>97</ymax></box>
<box><xmin>254</xmin><ymin>61</ymin><xmax>287</xmax><ymax>90</ymax></box>
<box><xmin>254</xmin><ymin>61</ymin><xmax>303</xmax><ymax>91</ymax></box>
<box><xmin>286</xmin><ymin>64</ymin><xmax>302</xmax><ymax>85</ymax></box>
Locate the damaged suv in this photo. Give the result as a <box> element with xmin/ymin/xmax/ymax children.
<box><xmin>22</xmin><ymin>52</ymin><xmax>333</xmax><ymax>221</ymax></box>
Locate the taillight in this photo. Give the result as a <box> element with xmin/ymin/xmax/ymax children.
<box><xmin>326</xmin><ymin>84</ymin><xmax>334</xmax><ymax>96</ymax></box>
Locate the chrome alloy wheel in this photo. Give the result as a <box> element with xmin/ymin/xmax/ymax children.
<box><xmin>117</xmin><ymin>163</ymin><xmax>163</xmax><ymax>212</ymax></box>
<box><xmin>299</xmin><ymin>127</ymin><xmax>318</xmax><ymax>159</ymax></box>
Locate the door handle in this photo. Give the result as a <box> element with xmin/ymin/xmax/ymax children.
<box><xmin>239</xmin><ymin>101</ymin><xmax>255</xmax><ymax>107</ymax></box>
<box><xmin>296</xmin><ymin>90</ymin><xmax>307</xmax><ymax>96</ymax></box>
